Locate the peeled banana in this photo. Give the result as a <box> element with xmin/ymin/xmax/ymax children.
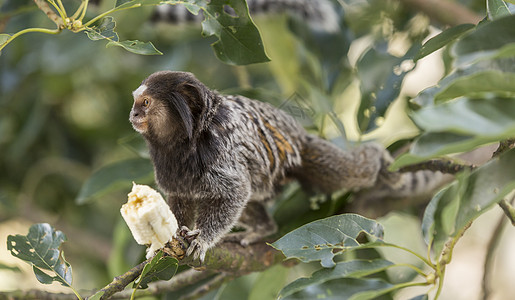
<box><xmin>121</xmin><ymin>183</ymin><xmax>178</xmax><ymax>258</ymax></box>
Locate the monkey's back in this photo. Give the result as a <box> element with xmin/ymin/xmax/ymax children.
<box><xmin>221</xmin><ymin>95</ymin><xmax>306</xmax><ymax>201</ymax></box>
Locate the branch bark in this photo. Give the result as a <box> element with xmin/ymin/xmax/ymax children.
<box><xmin>94</xmin><ymin>239</ymin><xmax>284</xmax><ymax>299</ymax></box>
<box><xmin>398</xmin><ymin>0</ymin><xmax>483</xmax><ymax>26</ymax></box>
<box><xmin>33</xmin><ymin>0</ymin><xmax>63</xmax><ymax>27</ymax></box>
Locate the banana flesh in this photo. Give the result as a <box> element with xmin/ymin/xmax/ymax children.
<box><xmin>121</xmin><ymin>183</ymin><xmax>178</xmax><ymax>258</ymax></box>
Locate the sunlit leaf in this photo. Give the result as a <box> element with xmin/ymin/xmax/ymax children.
<box><xmin>391</xmin><ymin>97</ymin><xmax>515</xmax><ymax>169</ymax></box>
<box><xmin>279</xmin><ymin>259</ymin><xmax>393</xmax><ymax>298</ymax></box>
<box><xmin>202</xmin><ymin>0</ymin><xmax>270</xmax><ymax>65</ymax></box>
<box><xmin>7</xmin><ymin>224</ymin><xmax>73</xmax><ymax>287</ymax></box>
<box><xmin>134</xmin><ymin>250</ymin><xmax>178</xmax><ymax>289</ymax></box>
<box><xmin>412</xmin><ymin>98</ymin><xmax>515</xmax><ymax>136</ymax></box>
<box><xmin>434</xmin><ymin>70</ymin><xmax>515</xmax><ymax>101</ymax></box>
<box><xmin>76</xmin><ymin>158</ymin><xmax>154</xmax><ymax>204</ymax></box>
<box><xmin>487</xmin><ymin>0</ymin><xmax>511</xmax><ymax>20</ymax></box>
<box><xmin>415</xmin><ymin>24</ymin><xmax>475</xmax><ymax>61</ymax></box>
<box><xmin>271</xmin><ymin>214</ymin><xmax>384</xmax><ymax>268</ymax></box>
<box><xmin>107</xmin><ymin>40</ymin><xmax>163</xmax><ymax>55</ymax></box>
<box><xmin>453</xmin><ymin>15</ymin><xmax>515</xmax><ymax>65</ymax></box>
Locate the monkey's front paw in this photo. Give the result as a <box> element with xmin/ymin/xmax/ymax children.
<box><xmin>178</xmin><ymin>226</ymin><xmax>200</xmax><ymax>244</ymax></box>
<box><xmin>186</xmin><ymin>236</ymin><xmax>209</xmax><ymax>263</ymax></box>
<box><xmin>177</xmin><ymin>226</ymin><xmax>208</xmax><ymax>263</ymax></box>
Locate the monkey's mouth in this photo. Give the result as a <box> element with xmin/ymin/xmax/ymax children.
<box><xmin>131</xmin><ymin>120</ymin><xmax>148</xmax><ymax>133</ymax></box>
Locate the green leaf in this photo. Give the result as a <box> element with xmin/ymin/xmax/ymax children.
<box><xmin>453</xmin><ymin>149</ymin><xmax>515</xmax><ymax>231</ymax></box>
<box><xmin>106</xmin><ymin>40</ymin><xmax>163</xmax><ymax>55</ymax></box>
<box><xmin>249</xmin><ymin>265</ymin><xmax>290</xmax><ymax>300</ymax></box>
<box><xmin>425</xmin><ymin>149</ymin><xmax>515</xmax><ymax>257</ymax></box>
<box><xmin>202</xmin><ymin>0</ymin><xmax>270</xmax><ymax>65</ymax></box>
<box><xmin>76</xmin><ymin>158</ymin><xmax>154</xmax><ymax>204</ymax></box>
<box><xmin>412</xmin><ymin>98</ymin><xmax>515</xmax><ymax>136</ymax></box>
<box><xmin>415</xmin><ymin>24</ymin><xmax>475</xmax><ymax>61</ymax></box>
<box><xmin>134</xmin><ymin>250</ymin><xmax>178</xmax><ymax>289</ymax></box>
<box><xmin>391</xmin><ymin>97</ymin><xmax>515</xmax><ymax>169</ymax></box>
<box><xmin>282</xmin><ymin>278</ymin><xmax>392</xmax><ymax>300</ymax></box>
<box><xmin>421</xmin><ymin>188</ymin><xmax>446</xmax><ymax>245</ymax></box>
<box><xmin>356</xmin><ymin>44</ymin><xmax>419</xmax><ymax>133</ymax></box>
<box><xmin>453</xmin><ymin>15</ymin><xmax>515</xmax><ymax>65</ymax></box>
<box><xmin>287</xmin><ymin>14</ymin><xmax>351</xmax><ymax>92</ymax></box>
<box><xmin>487</xmin><ymin>0</ymin><xmax>511</xmax><ymax>20</ymax></box>
<box><xmin>434</xmin><ymin>70</ymin><xmax>515</xmax><ymax>101</ymax></box>
<box><xmin>271</xmin><ymin>214</ymin><xmax>384</xmax><ymax>268</ymax></box>
<box><xmin>279</xmin><ymin>259</ymin><xmax>393</xmax><ymax>298</ymax></box>
<box><xmin>6</xmin><ymin>223</ymin><xmax>73</xmax><ymax>287</ymax></box>
<box><xmin>86</xmin><ymin>16</ymin><xmax>119</xmax><ymax>42</ymax></box>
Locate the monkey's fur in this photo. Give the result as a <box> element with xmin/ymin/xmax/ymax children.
<box><xmin>130</xmin><ymin>71</ymin><xmax>442</xmax><ymax>262</ymax></box>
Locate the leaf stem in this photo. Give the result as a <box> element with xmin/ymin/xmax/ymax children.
<box><xmin>46</xmin><ymin>0</ymin><xmax>67</xmax><ymax>23</ymax></box>
<box><xmin>55</xmin><ymin>0</ymin><xmax>68</xmax><ymax>18</ymax></box>
<box><xmin>380</xmin><ymin>242</ymin><xmax>436</xmax><ymax>269</ymax></box>
<box><xmin>0</xmin><ymin>27</ymin><xmax>61</xmax><ymax>52</ymax></box>
<box><xmin>79</xmin><ymin>0</ymin><xmax>89</xmax><ymax>21</ymax></box>
<box><xmin>434</xmin><ymin>268</ymin><xmax>445</xmax><ymax>299</ymax></box>
<box><xmin>71</xmin><ymin>0</ymin><xmax>86</xmax><ymax>21</ymax></box>
<box><xmin>392</xmin><ymin>263</ymin><xmax>428</xmax><ymax>278</ymax></box>
<box><xmin>70</xmin><ymin>287</ymin><xmax>84</xmax><ymax>300</ymax></box>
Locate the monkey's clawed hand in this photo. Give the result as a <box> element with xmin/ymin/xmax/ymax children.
<box><xmin>178</xmin><ymin>226</ymin><xmax>208</xmax><ymax>263</ymax></box>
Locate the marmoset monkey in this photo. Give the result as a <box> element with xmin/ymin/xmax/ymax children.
<box><xmin>130</xmin><ymin>71</ymin><xmax>441</xmax><ymax>262</ymax></box>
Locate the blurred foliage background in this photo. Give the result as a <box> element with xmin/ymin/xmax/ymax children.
<box><xmin>1</xmin><ymin>0</ymin><xmax>515</xmax><ymax>299</ymax></box>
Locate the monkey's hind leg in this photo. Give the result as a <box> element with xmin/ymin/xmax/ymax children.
<box><xmin>224</xmin><ymin>201</ymin><xmax>277</xmax><ymax>246</ymax></box>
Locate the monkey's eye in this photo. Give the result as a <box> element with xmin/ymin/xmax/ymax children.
<box><xmin>142</xmin><ymin>98</ymin><xmax>150</xmax><ymax>107</ymax></box>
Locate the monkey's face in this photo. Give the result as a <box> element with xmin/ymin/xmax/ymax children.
<box><xmin>130</xmin><ymin>84</ymin><xmax>152</xmax><ymax>134</ymax></box>
<box><xmin>130</xmin><ymin>71</ymin><xmax>216</xmax><ymax>143</ymax></box>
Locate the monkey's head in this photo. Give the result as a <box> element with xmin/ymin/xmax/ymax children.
<box><xmin>130</xmin><ymin>71</ymin><xmax>218</xmax><ymax>143</ymax></box>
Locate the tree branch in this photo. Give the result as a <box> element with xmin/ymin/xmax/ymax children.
<box><xmin>398</xmin><ymin>0</ymin><xmax>483</xmax><ymax>26</ymax></box>
<box><xmin>110</xmin><ymin>268</ymin><xmax>216</xmax><ymax>299</ymax></box>
<box><xmin>87</xmin><ymin>238</ymin><xmax>285</xmax><ymax>299</ymax></box>
<box><xmin>33</xmin><ymin>0</ymin><xmax>63</xmax><ymax>27</ymax></box>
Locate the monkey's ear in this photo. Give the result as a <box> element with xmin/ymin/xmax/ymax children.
<box><xmin>170</xmin><ymin>92</ymin><xmax>194</xmax><ymax>140</ymax></box>
<box><xmin>180</xmin><ymin>83</ymin><xmax>206</xmax><ymax>116</ymax></box>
